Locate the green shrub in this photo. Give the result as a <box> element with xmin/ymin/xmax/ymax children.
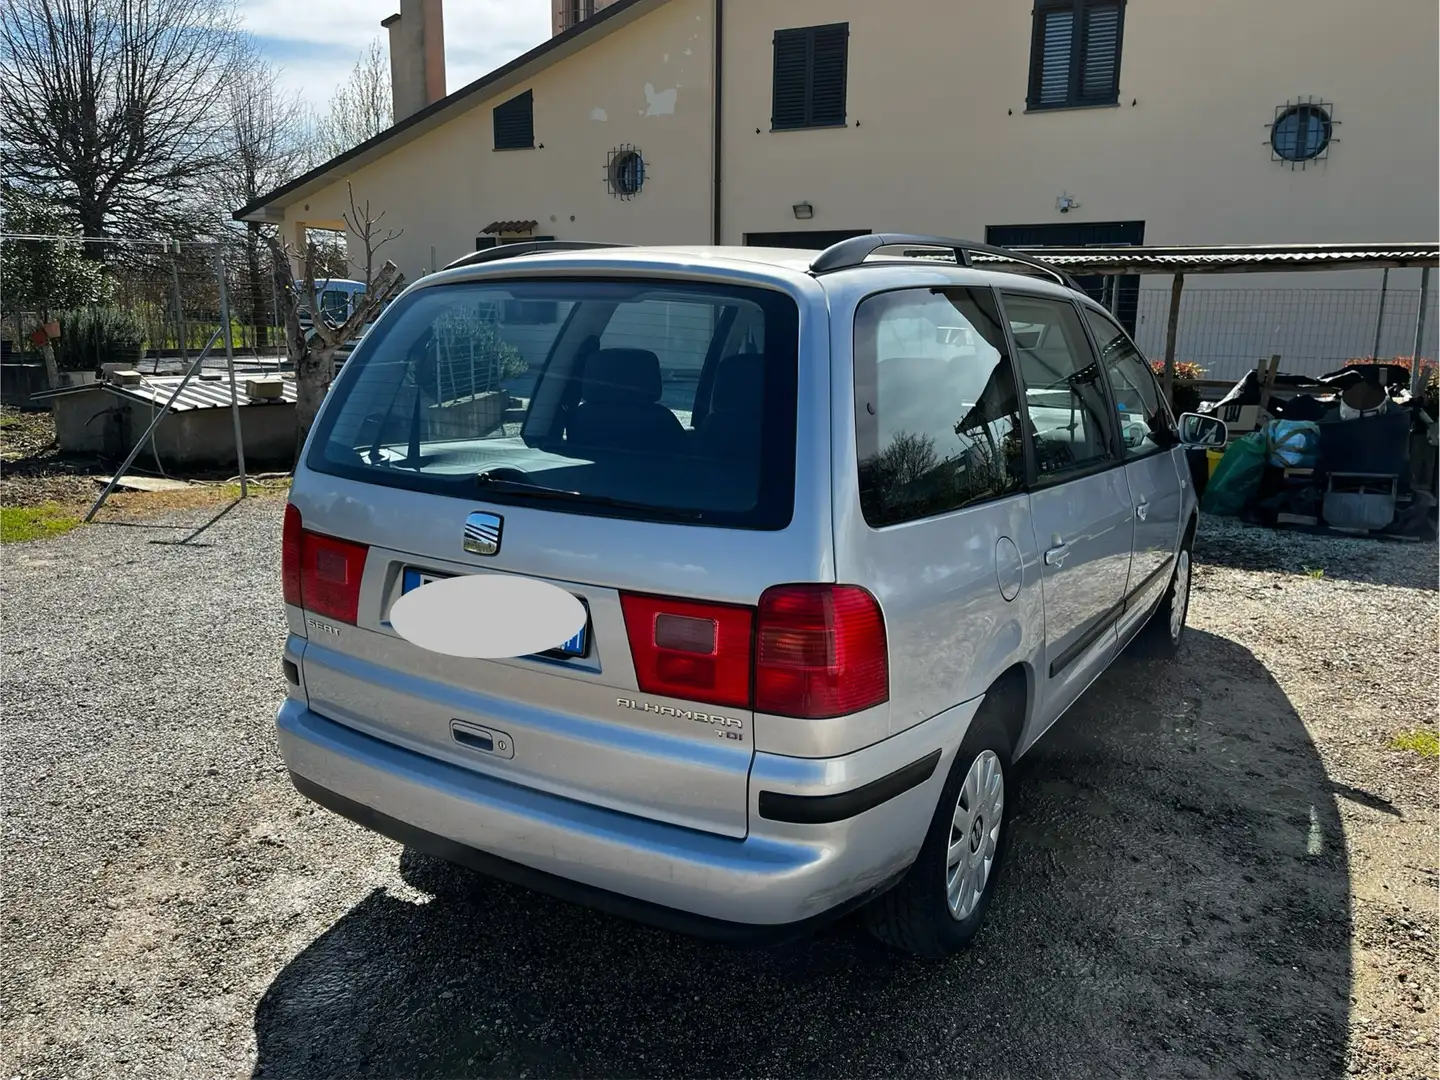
<box><xmin>54</xmin><ymin>306</ymin><xmax>147</xmax><ymax>372</ymax></box>
<box><xmin>430</xmin><ymin>310</ymin><xmax>528</xmax><ymax>392</ymax></box>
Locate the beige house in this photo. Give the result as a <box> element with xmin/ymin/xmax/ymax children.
<box><xmin>236</xmin><ymin>0</ymin><xmax>1439</xmax><ymax>378</ymax></box>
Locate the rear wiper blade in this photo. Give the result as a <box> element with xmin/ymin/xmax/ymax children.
<box><xmin>473</xmin><ymin>473</ymin><xmax>705</xmax><ymax>522</ymax></box>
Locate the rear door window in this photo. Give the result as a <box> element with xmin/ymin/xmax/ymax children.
<box><xmin>1000</xmin><ymin>292</ymin><xmax>1117</xmax><ymax>481</ymax></box>
<box><xmin>309</xmin><ymin>279</ymin><xmax>800</xmax><ymax>530</ymax></box>
<box><xmin>853</xmin><ymin>286</ymin><xmax>1027</xmax><ymax>527</ymax></box>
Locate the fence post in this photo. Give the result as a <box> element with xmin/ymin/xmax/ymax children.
<box><xmin>1410</xmin><ymin>266</ymin><xmax>1432</xmax><ymax>400</ymax></box>
<box><xmin>216</xmin><ymin>247</ymin><xmax>249</xmax><ymax>498</ymax></box>
<box><xmin>1371</xmin><ymin>268</ymin><xmax>1390</xmax><ymax>360</ymax></box>
<box><xmin>169</xmin><ymin>244</ymin><xmax>190</xmax><ymax>376</ymax></box>
<box><xmin>1162</xmin><ymin>272</ymin><xmax>1185</xmax><ymax>407</ymax></box>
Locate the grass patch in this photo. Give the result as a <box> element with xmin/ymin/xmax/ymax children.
<box><xmin>1303</xmin><ymin>566</ymin><xmax>1326</xmax><ymax>579</ymax></box>
<box><xmin>0</xmin><ymin>504</ymin><xmax>81</xmax><ymax>543</ymax></box>
<box><xmin>1389</xmin><ymin>728</ymin><xmax>1439</xmax><ymax>759</ymax></box>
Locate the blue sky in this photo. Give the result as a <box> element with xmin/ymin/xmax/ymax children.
<box><xmin>237</xmin><ymin>0</ymin><xmax>552</xmax><ymax>110</ymax></box>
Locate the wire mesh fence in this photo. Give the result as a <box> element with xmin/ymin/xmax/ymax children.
<box><xmin>4</xmin><ymin>235</ymin><xmax>1433</xmax><ymax>392</ymax></box>
<box><xmin>1128</xmin><ymin>286</ymin><xmax>1436</xmax><ymax>384</ymax></box>
<box><xmin>1</xmin><ymin>234</ymin><xmax>288</xmax><ymax>374</ymax></box>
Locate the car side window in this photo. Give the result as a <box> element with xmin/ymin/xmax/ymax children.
<box><xmin>1001</xmin><ymin>293</ymin><xmax>1116</xmax><ymax>481</ymax></box>
<box><xmin>1082</xmin><ymin>307</ymin><xmax>1179</xmax><ymax>457</ymax></box>
<box><xmin>854</xmin><ymin>287</ymin><xmax>1026</xmax><ymax>528</ymax></box>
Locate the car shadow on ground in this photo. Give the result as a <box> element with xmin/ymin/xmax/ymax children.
<box><xmin>252</xmin><ymin>630</ymin><xmax>1351</xmax><ymax>1080</ymax></box>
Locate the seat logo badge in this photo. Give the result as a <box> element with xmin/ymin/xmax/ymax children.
<box><xmin>464</xmin><ymin>511</ymin><xmax>503</xmax><ymax>556</ymax></box>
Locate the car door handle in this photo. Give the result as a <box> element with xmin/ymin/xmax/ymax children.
<box><xmin>1136</xmin><ymin>498</ymin><xmax>1149</xmax><ymax>522</ymax></box>
<box><xmin>1044</xmin><ymin>543</ymin><xmax>1071</xmax><ymax>567</ymax></box>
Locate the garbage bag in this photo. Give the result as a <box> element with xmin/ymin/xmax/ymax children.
<box><xmin>1201</xmin><ymin>431</ymin><xmax>1268</xmax><ymax>516</ymax></box>
<box><xmin>1266</xmin><ymin>419</ymin><xmax>1321</xmax><ymax>469</ymax></box>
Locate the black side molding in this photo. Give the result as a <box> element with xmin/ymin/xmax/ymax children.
<box><xmin>758</xmin><ymin>749</ymin><xmax>943</xmax><ymax>825</ymax></box>
<box><xmin>1048</xmin><ymin>554</ymin><xmax>1176</xmax><ymax>679</ymax></box>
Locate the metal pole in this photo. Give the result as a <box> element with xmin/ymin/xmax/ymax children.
<box><xmin>271</xmin><ymin>272</ymin><xmax>282</xmax><ymax>364</ymax></box>
<box><xmin>83</xmin><ymin>325</ymin><xmax>224</xmax><ymax>522</ymax></box>
<box><xmin>1409</xmin><ymin>266</ymin><xmax>1431</xmax><ymax>400</ymax></box>
<box><xmin>1371</xmin><ymin>267</ymin><xmax>1390</xmax><ymax>360</ymax></box>
<box><xmin>216</xmin><ymin>248</ymin><xmax>249</xmax><ymax>497</ymax></box>
<box><xmin>170</xmin><ymin>245</ymin><xmax>190</xmax><ymax>376</ymax></box>
<box><xmin>1163</xmin><ymin>272</ymin><xmax>1185</xmax><ymax>407</ymax></box>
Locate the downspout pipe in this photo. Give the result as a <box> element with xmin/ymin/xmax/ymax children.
<box><xmin>712</xmin><ymin>0</ymin><xmax>724</xmax><ymax>245</ymax></box>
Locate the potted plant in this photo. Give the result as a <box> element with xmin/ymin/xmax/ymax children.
<box><xmin>1151</xmin><ymin>359</ymin><xmax>1205</xmax><ymax>414</ymax></box>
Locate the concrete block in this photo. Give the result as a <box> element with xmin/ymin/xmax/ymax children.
<box><xmin>246</xmin><ymin>378</ymin><xmax>284</xmax><ymax>400</ymax></box>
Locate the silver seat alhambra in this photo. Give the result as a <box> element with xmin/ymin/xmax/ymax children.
<box><xmin>276</xmin><ymin>235</ymin><xmax>1220</xmax><ymax>958</ymax></box>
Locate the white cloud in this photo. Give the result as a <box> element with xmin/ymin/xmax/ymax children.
<box><xmin>237</xmin><ymin>0</ymin><xmax>550</xmax><ymax>109</ymax></box>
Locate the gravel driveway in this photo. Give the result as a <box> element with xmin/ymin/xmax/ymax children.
<box><xmin>1</xmin><ymin>500</ymin><xmax>1435</xmax><ymax>1080</ymax></box>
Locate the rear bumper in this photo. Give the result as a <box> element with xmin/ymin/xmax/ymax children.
<box><xmin>276</xmin><ymin>696</ymin><xmax>980</xmax><ymax>936</ymax></box>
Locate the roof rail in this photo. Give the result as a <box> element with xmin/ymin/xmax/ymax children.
<box><xmin>442</xmin><ymin>240</ymin><xmax>629</xmax><ymax>272</ymax></box>
<box><xmin>808</xmin><ymin>233</ymin><xmax>1081</xmax><ymax>290</ymax></box>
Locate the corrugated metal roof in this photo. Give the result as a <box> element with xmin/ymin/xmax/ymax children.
<box><xmin>480</xmin><ymin>220</ymin><xmax>540</xmax><ymax>235</ymax></box>
<box><xmin>33</xmin><ymin>373</ymin><xmax>296</xmax><ymax>411</ymax></box>
<box><xmin>995</xmin><ymin>242</ymin><xmax>1440</xmax><ymax>276</ymax></box>
<box><xmin>118</xmin><ymin>374</ymin><xmax>296</xmax><ymax>411</ymax></box>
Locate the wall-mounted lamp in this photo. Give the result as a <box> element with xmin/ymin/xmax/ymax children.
<box><xmin>792</xmin><ymin>201</ymin><xmax>815</xmax><ymax>220</ymax></box>
<box><xmin>1056</xmin><ymin>193</ymin><xmax>1081</xmax><ymax>214</ymax></box>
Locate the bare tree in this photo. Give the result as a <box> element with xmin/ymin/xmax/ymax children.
<box><xmin>342</xmin><ymin>181</ymin><xmax>403</xmax><ymax>288</ymax></box>
<box><xmin>214</xmin><ymin>47</ymin><xmax>307</xmax><ymax>350</ymax></box>
<box><xmin>0</xmin><ymin>0</ymin><xmax>243</xmax><ymax>258</ymax></box>
<box><xmin>268</xmin><ymin>225</ymin><xmax>405</xmax><ymax>449</ymax></box>
<box><xmin>309</xmin><ymin>37</ymin><xmax>393</xmax><ymax>165</ymax></box>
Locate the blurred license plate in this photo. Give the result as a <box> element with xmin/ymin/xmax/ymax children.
<box><xmin>400</xmin><ymin>569</ymin><xmax>589</xmax><ymax>658</ymax></box>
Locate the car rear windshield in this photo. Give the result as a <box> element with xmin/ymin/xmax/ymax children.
<box><xmin>307</xmin><ymin>277</ymin><xmax>801</xmax><ymax>529</ymax></box>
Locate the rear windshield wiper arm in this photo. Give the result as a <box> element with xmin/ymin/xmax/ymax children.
<box><xmin>474</xmin><ymin>473</ymin><xmax>705</xmax><ymax>522</ymax></box>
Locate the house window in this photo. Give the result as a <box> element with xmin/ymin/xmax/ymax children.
<box><xmin>1027</xmin><ymin>0</ymin><xmax>1125</xmax><ymax>111</ymax></box>
<box><xmin>771</xmin><ymin>23</ymin><xmax>849</xmax><ymax>131</ymax></box>
<box><xmin>1271</xmin><ymin>103</ymin><xmax>1332</xmax><ymax>162</ymax></box>
<box><xmin>493</xmin><ymin>89</ymin><xmax>534</xmax><ymax>150</ymax></box>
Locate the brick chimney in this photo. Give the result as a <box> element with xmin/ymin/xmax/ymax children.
<box><xmin>382</xmin><ymin>0</ymin><xmax>446</xmax><ymax>122</ymax></box>
<box><xmin>552</xmin><ymin>0</ymin><xmax>622</xmax><ymax>36</ymax></box>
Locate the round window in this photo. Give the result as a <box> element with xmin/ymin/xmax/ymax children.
<box><xmin>1271</xmin><ymin>104</ymin><xmax>1332</xmax><ymax>162</ymax></box>
<box><xmin>609</xmin><ymin>149</ymin><xmax>645</xmax><ymax>197</ymax></box>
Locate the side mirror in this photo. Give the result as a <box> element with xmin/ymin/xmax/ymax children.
<box><xmin>1178</xmin><ymin>412</ymin><xmax>1228</xmax><ymax>449</ymax></box>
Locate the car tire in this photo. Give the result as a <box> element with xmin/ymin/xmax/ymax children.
<box><xmin>1136</xmin><ymin>536</ymin><xmax>1194</xmax><ymax>660</ymax></box>
<box><xmin>863</xmin><ymin>699</ymin><xmax>1015</xmax><ymax>959</ymax></box>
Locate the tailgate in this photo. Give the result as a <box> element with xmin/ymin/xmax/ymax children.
<box><xmin>288</xmin><ymin>479</ymin><xmax>831</xmax><ymax>840</ymax></box>
<box><xmin>299</xmin><ymin>539</ymin><xmax>756</xmax><ymax>837</ymax></box>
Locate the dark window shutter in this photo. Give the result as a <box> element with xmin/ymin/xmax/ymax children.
<box><xmin>1033</xmin><ymin>9</ymin><xmax>1075</xmax><ymax>107</ymax></box>
<box><xmin>772</xmin><ymin>23</ymin><xmax>849</xmax><ymax>130</ymax></box>
<box><xmin>809</xmin><ymin>24</ymin><xmax>849</xmax><ymax>126</ymax></box>
<box><xmin>1079</xmin><ymin>3</ymin><xmax>1122</xmax><ymax>102</ymax></box>
<box><xmin>1029</xmin><ymin>1</ymin><xmax>1124</xmax><ymax>109</ymax></box>
<box><xmin>772</xmin><ymin>30</ymin><xmax>810</xmax><ymax>129</ymax></box>
<box><xmin>493</xmin><ymin>89</ymin><xmax>534</xmax><ymax>150</ymax></box>
<box><xmin>475</xmin><ymin>237</ymin><xmax>499</xmax><ymax>251</ymax></box>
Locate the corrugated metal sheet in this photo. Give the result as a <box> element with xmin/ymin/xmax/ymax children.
<box><xmin>480</xmin><ymin>220</ymin><xmax>539</xmax><ymax>235</ymax></box>
<box><xmin>993</xmin><ymin>243</ymin><xmax>1440</xmax><ymax>275</ymax></box>
<box><xmin>116</xmin><ymin>374</ymin><xmax>296</xmax><ymax>412</ymax></box>
<box><xmin>33</xmin><ymin>373</ymin><xmax>296</xmax><ymax>411</ymax></box>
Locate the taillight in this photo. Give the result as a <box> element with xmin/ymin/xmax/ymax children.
<box><xmin>617</xmin><ymin>584</ymin><xmax>889</xmax><ymax>720</ymax></box>
<box><xmin>620</xmin><ymin>593</ymin><xmax>753</xmax><ymax>710</ymax></box>
<box><xmin>281</xmin><ymin>502</ymin><xmax>369</xmax><ymax>626</ymax></box>
<box><xmin>282</xmin><ymin>503</ymin><xmax>303</xmax><ymax>608</ymax></box>
<box><xmin>755</xmin><ymin>585</ymin><xmax>888</xmax><ymax>719</ymax></box>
